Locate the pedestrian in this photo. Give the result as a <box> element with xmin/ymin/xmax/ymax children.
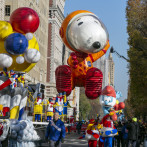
<box><xmin>67</xmin><ymin>119</ymin><xmax>71</xmax><ymax>134</ymax></box>
<box><xmin>116</xmin><ymin>121</ymin><xmax>123</xmax><ymax>147</ymax></box>
<box><xmin>45</xmin><ymin>112</ymin><xmax>66</xmax><ymax>147</ymax></box>
<box><xmin>76</xmin><ymin>121</ymin><xmax>82</xmax><ymax>134</ymax></box>
<box><xmin>127</xmin><ymin>118</ymin><xmax>139</xmax><ymax>147</ymax></box>
<box><xmin>122</xmin><ymin>121</ymin><xmax>128</xmax><ymax>147</ymax></box>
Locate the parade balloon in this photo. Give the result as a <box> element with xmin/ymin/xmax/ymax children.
<box><xmin>116</xmin><ymin>100</ymin><xmax>119</xmax><ymax>104</ymax></box>
<box><xmin>4</xmin><ymin>33</ymin><xmax>28</xmax><ymax>55</ymax></box>
<box><xmin>25</xmin><ymin>33</ymin><xmax>33</xmax><ymax>40</ymax></box>
<box><xmin>56</xmin><ymin>10</ymin><xmax>110</xmax><ymax>98</ymax></box>
<box><xmin>118</xmin><ymin>102</ymin><xmax>125</xmax><ymax>110</ymax></box>
<box><xmin>16</xmin><ymin>56</ymin><xmax>24</xmax><ymax>64</ymax></box>
<box><xmin>24</xmin><ymin>49</ymin><xmax>40</xmax><ymax>63</ymax></box>
<box><xmin>111</xmin><ymin>112</ymin><xmax>117</xmax><ymax>121</ymax></box>
<box><xmin>0</xmin><ymin>35</ymin><xmax>39</xmax><ymax>72</ymax></box>
<box><xmin>0</xmin><ymin>21</ymin><xmax>13</xmax><ymax>40</ymax></box>
<box><xmin>10</xmin><ymin>7</ymin><xmax>40</xmax><ymax>34</ymax></box>
<box><xmin>0</xmin><ymin>53</ymin><xmax>13</xmax><ymax>68</ymax></box>
<box><xmin>114</xmin><ymin>104</ymin><xmax>119</xmax><ymax>111</ymax></box>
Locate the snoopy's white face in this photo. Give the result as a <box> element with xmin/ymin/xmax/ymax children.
<box><xmin>99</xmin><ymin>95</ymin><xmax>116</xmax><ymax>107</ymax></box>
<box><xmin>67</xmin><ymin>15</ymin><xmax>109</xmax><ymax>54</ymax></box>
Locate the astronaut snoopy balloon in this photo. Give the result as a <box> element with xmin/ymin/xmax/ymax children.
<box><xmin>56</xmin><ymin>10</ymin><xmax>110</xmax><ymax>99</ymax></box>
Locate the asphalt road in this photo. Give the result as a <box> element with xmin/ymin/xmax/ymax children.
<box><xmin>41</xmin><ymin>133</ymin><xmax>88</xmax><ymax>147</ymax></box>
<box><xmin>38</xmin><ymin>132</ymin><xmax>145</xmax><ymax>147</ymax></box>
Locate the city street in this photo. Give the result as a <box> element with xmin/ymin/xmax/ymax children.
<box><xmin>40</xmin><ymin>132</ymin><xmax>145</xmax><ymax>147</ymax></box>
<box><xmin>41</xmin><ymin>133</ymin><xmax>88</xmax><ymax>147</ymax></box>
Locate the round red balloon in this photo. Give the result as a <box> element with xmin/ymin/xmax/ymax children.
<box><xmin>111</xmin><ymin>111</ymin><xmax>117</xmax><ymax>121</ymax></box>
<box><xmin>114</xmin><ymin>104</ymin><xmax>119</xmax><ymax>111</ymax></box>
<box><xmin>10</xmin><ymin>7</ymin><xmax>40</xmax><ymax>34</ymax></box>
<box><xmin>118</xmin><ymin>102</ymin><xmax>125</xmax><ymax>110</ymax></box>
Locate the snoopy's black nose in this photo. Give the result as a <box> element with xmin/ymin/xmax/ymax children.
<box><xmin>92</xmin><ymin>41</ymin><xmax>101</xmax><ymax>49</ymax></box>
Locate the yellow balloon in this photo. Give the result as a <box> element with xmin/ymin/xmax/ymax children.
<box><xmin>0</xmin><ymin>21</ymin><xmax>13</xmax><ymax>40</ymax></box>
<box><xmin>0</xmin><ymin>35</ymin><xmax>39</xmax><ymax>72</ymax></box>
<box><xmin>116</xmin><ymin>100</ymin><xmax>119</xmax><ymax>104</ymax></box>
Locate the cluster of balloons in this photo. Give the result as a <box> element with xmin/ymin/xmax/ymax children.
<box><xmin>0</xmin><ymin>7</ymin><xmax>40</xmax><ymax>72</ymax></box>
<box><xmin>10</xmin><ymin>119</ymin><xmax>40</xmax><ymax>146</ymax></box>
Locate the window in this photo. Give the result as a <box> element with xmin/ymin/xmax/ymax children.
<box><xmin>5</xmin><ymin>5</ymin><xmax>11</xmax><ymax>16</ymax></box>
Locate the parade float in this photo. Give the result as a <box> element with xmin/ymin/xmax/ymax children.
<box><xmin>0</xmin><ymin>7</ymin><xmax>41</xmax><ymax>146</ymax></box>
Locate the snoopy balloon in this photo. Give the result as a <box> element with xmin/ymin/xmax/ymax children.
<box><xmin>56</xmin><ymin>10</ymin><xmax>110</xmax><ymax>99</ymax></box>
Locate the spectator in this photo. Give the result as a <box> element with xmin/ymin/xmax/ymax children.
<box><xmin>76</xmin><ymin>121</ymin><xmax>82</xmax><ymax>134</ymax></box>
<box><xmin>122</xmin><ymin>121</ymin><xmax>128</xmax><ymax>147</ymax></box>
<box><xmin>45</xmin><ymin>112</ymin><xmax>66</xmax><ymax>147</ymax></box>
<box><xmin>137</xmin><ymin>120</ymin><xmax>146</xmax><ymax>146</ymax></box>
<box><xmin>116</xmin><ymin>121</ymin><xmax>123</xmax><ymax>147</ymax></box>
<box><xmin>127</xmin><ymin>118</ymin><xmax>139</xmax><ymax>147</ymax></box>
<box><xmin>67</xmin><ymin>119</ymin><xmax>71</xmax><ymax>134</ymax></box>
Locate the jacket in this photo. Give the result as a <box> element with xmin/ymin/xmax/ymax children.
<box><xmin>45</xmin><ymin>119</ymin><xmax>66</xmax><ymax>141</ymax></box>
<box><xmin>127</xmin><ymin>122</ymin><xmax>139</xmax><ymax>140</ymax></box>
<box><xmin>122</xmin><ymin>125</ymin><xmax>128</xmax><ymax>139</ymax></box>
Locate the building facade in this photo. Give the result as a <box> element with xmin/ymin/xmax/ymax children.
<box><xmin>4</xmin><ymin>0</ymin><xmax>49</xmax><ymax>95</ymax></box>
<box><xmin>46</xmin><ymin>0</ymin><xmax>65</xmax><ymax>98</ymax></box>
<box><xmin>93</xmin><ymin>55</ymin><xmax>109</xmax><ymax>89</ymax></box>
<box><xmin>0</xmin><ymin>0</ymin><xmax>5</xmax><ymax>20</ymax></box>
<box><xmin>108</xmin><ymin>52</ymin><xmax>115</xmax><ymax>86</ymax></box>
<box><xmin>47</xmin><ymin>0</ymin><xmax>80</xmax><ymax>120</ymax></box>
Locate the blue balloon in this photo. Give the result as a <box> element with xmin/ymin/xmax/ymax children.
<box><xmin>4</xmin><ymin>33</ymin><xmax>28</xmax><ymax>55</ymax></box>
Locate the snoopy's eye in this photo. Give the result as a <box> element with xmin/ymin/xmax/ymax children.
<box><xmin>78</xmin><ymin>22</ymin><xmax>83</xmax><ymax>26</ymax></box>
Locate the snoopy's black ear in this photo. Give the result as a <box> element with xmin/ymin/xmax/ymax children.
<box><xmin>59</xmin><ymin>27</ymin><xmax>64</xmax><ymax>38</ymax></box>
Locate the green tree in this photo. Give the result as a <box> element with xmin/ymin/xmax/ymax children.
<box><xmin>79</xmin><ymin>92</ymin><xmax>91</xmax><ymax>120</ymax></box>
<box><xmin>126</xmin><ymin>0</ymin><xmax>147</xmax><ymax>119</ymax></box>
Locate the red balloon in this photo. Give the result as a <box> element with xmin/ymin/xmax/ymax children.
<box><xmin>118</xmin><ymin>102</ymin><xmax>125</xmax><ymax>110</ymax></box>
<box><xmin>111</xmin><ymin>113</ymin><xmax>117</xmax><ymax>121</ymax></box>
<box><xmin>10</xmin><ymin>7</ymin><xmax>40</xmax><ymax>34</ymax></box>
<box><xmin>114</xmin><ymin>104</ymin><xmax>119</xmax><ymax>110</ymax></box>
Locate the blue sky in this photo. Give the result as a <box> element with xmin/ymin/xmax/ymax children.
<box><xmin>64</xmin><ymin>0</ymin><xmax>129</xmax><ymax>102</ymax></box>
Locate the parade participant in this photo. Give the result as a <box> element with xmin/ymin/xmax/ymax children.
<box><xmin>34</xmin><ymin>93</ymin><xmax>43</xmax><ymax>122</ymax></box>
<box><xmin>100</xmin><ymin>112</ymin><xmax>117</xmax><ymax>147</ymax></box>
<box><xmin>17</xmin><ymin>73</ymin><xmax>25</xmax><ymax>89</ymax></box>
<box><xmin>54</xmin><ymin>93</ymin><xmax>64</xmax><ymax>116</ymax></box>
<box><xmin>85</xmin><ymin>119</ymin><xmax>100</xmax><ymax>147</ymax></box>
<box><xmin>46</xmin><ymin>98</ymin><xmax>54</xmax><ymax>121</ymax></box>
<box><xmin>8</xmin><ymin>70</ymin><xmax>17</xmax><ymax>89</ymax></box>
<box><xmin>45</xmin><ymin>112</ymin><xmax>65</xmax><ymax>147</ymax></box>
<box><xmin>76</xmin><ymin>121</ymin><xmax>82</xmax><ymax>134</ymax></box>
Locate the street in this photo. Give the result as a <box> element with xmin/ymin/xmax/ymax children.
<box><xmin>40</xmin><ymin>133</ymin><xmax>145</xmax><ymax>147</ymax></box>
<box><xmin>41</xmin><ymin>133</ymin><xmax>88</xmax><ymax>147</ymax></box>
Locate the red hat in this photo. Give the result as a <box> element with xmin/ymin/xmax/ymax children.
<box><xmin>101</xmin><ymin>86</ymin><xmax>116</xmax><ymax>98</ymax></box>
<box><xmin>89</xmin><ymin>119</ymin><xmax>95</xmax><ymax>124</ymax></box>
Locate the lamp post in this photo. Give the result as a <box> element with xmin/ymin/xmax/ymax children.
<box><xmin>110</xmin><ymin>46</ymin><xmax>129</xmax><ymax>62</ymax></box>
